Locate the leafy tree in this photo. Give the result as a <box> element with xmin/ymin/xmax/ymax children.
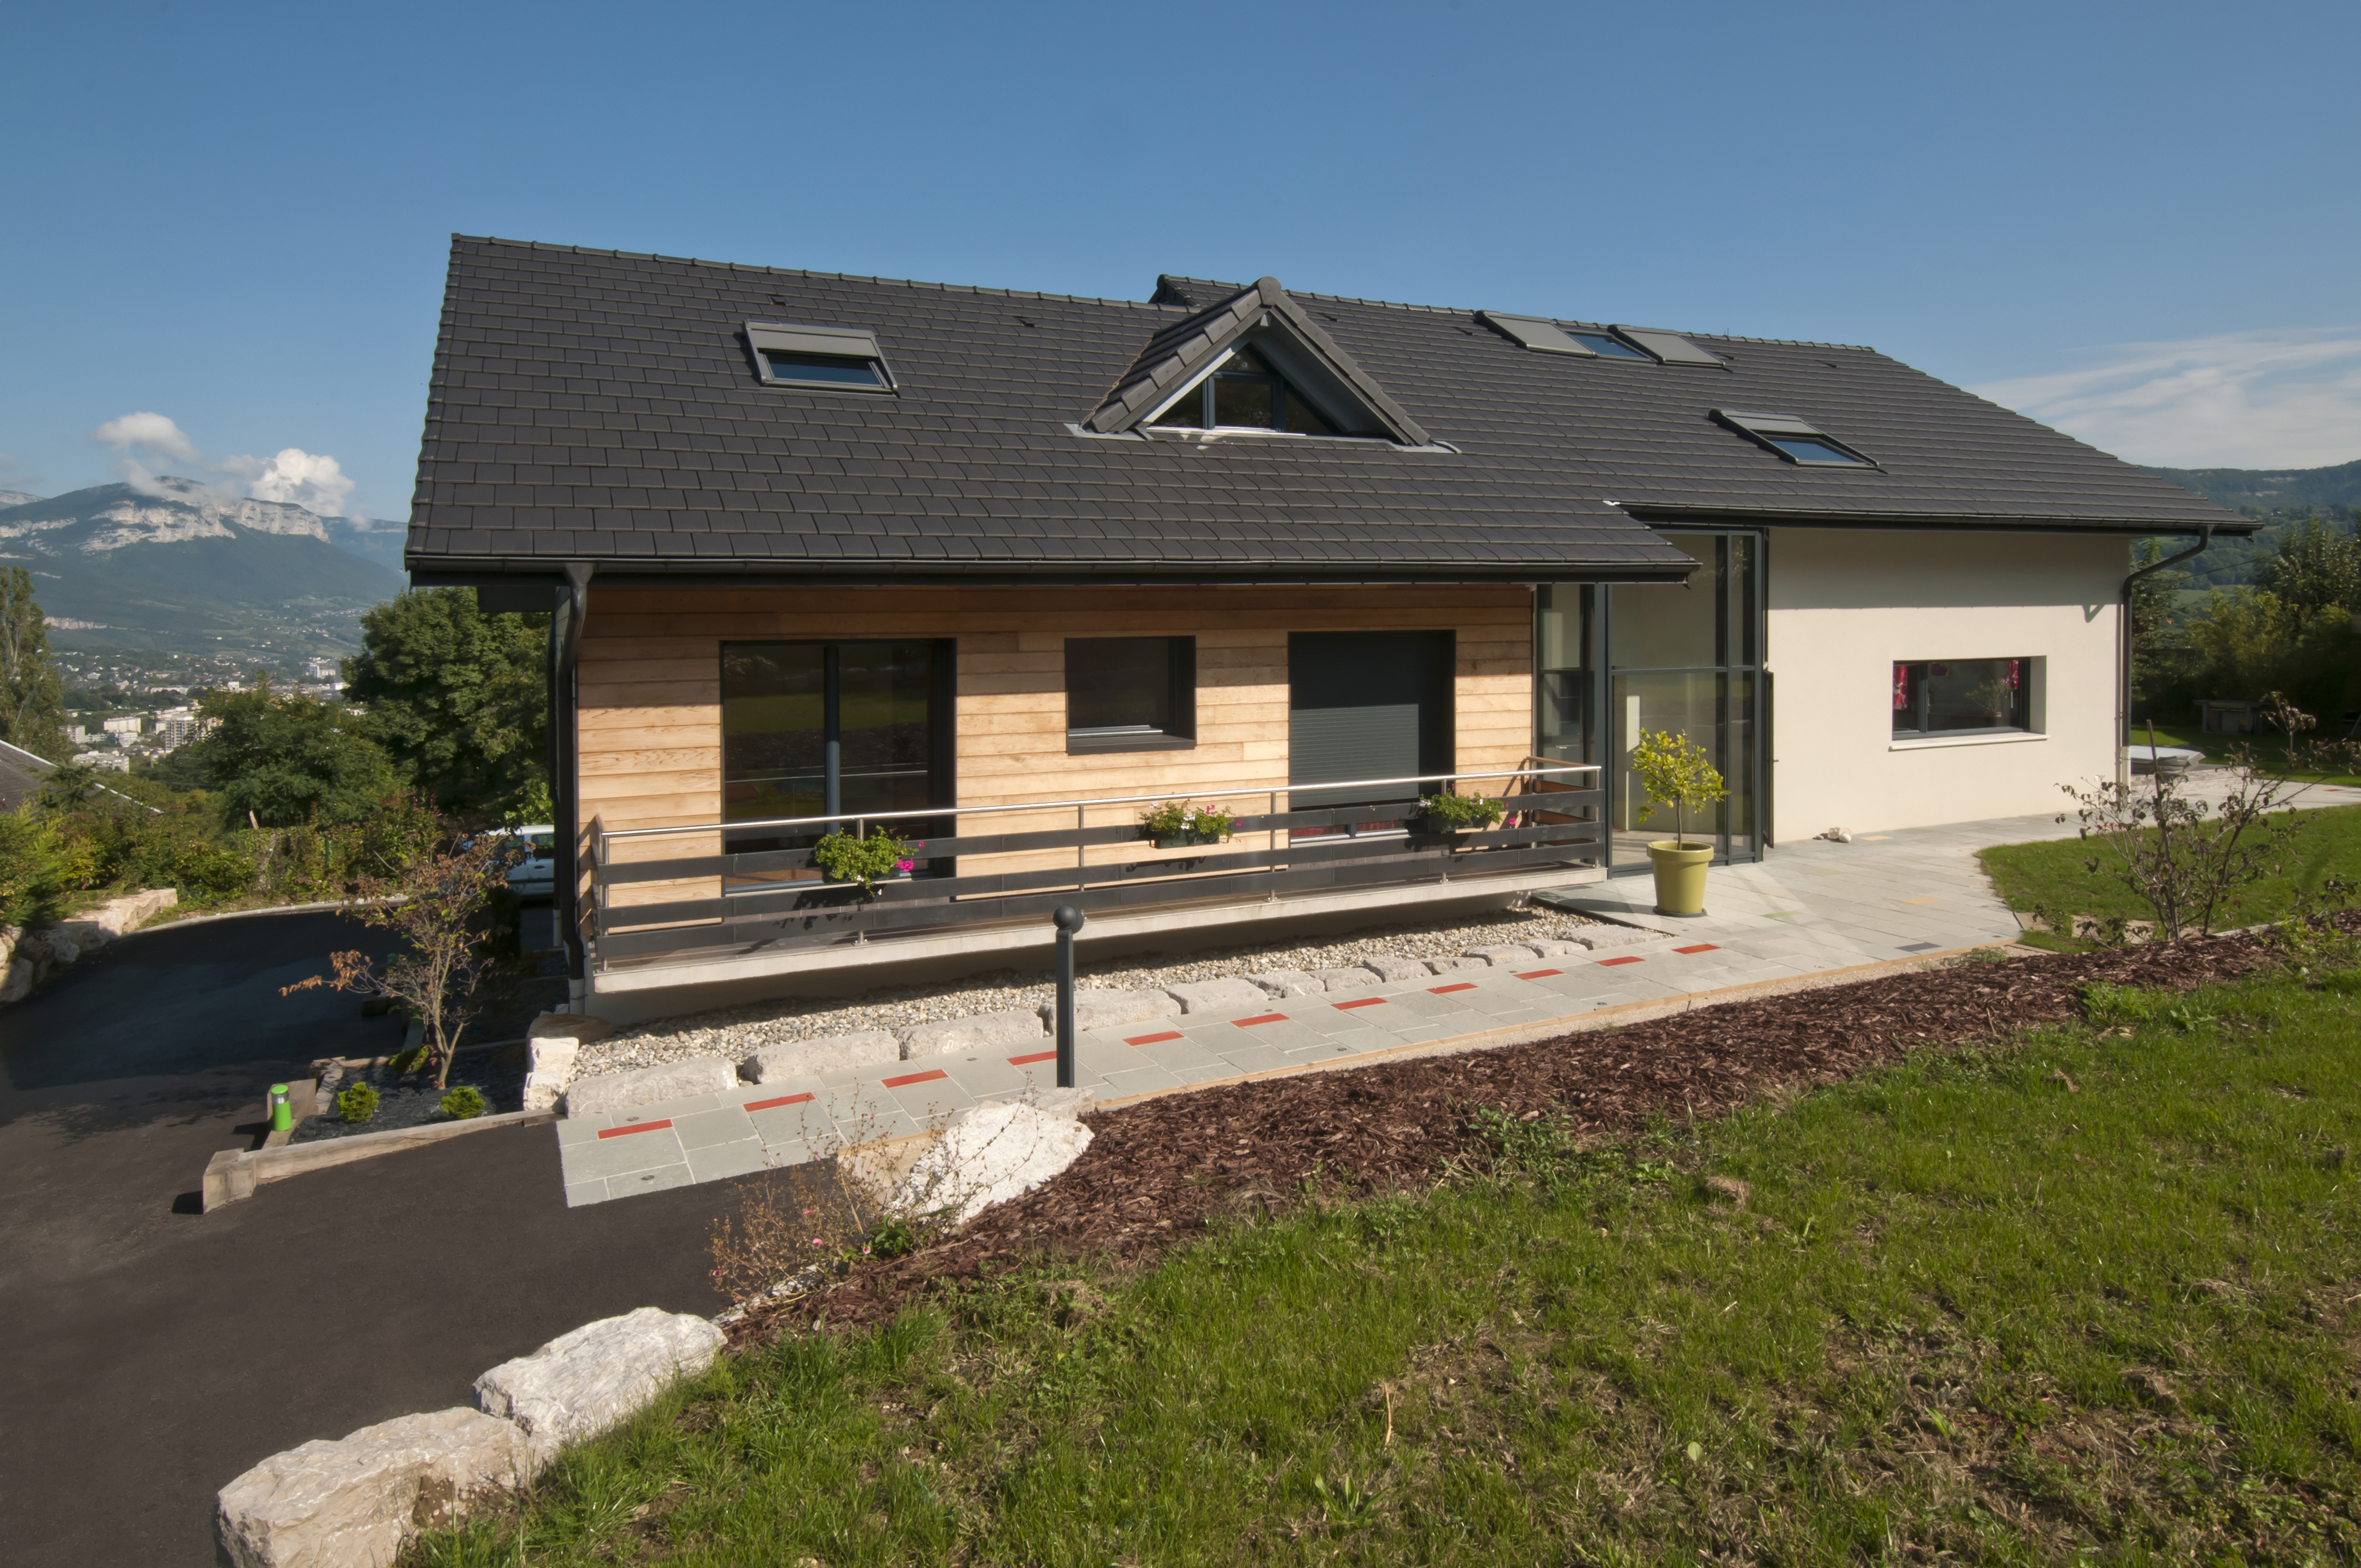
<box><xmin>2185</xmin><ymin>586</ymin><xmax>2356</xmax><ymax>719</ymax></box>
<box><xmin>0</xmin><ymin>568</ymin><xmax>68</xmax><ymax>761</ymax></box>
<box><xmin>175</xmin><ymin>678</ymin><xmax>402</xmax><ymax>827</ymax></box>
<box><xmin>342</xmin><ymin>589</ymin><xmax>548</xmax><ymax>814</ymax></box>
<box><xmin>2266</xmin><ymin>515</ymin><xmax>2361</xmax><ymax>619</ymax></box>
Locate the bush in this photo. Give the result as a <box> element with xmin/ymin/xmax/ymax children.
<box><xmin>388</xmin><ymin>1042</ymin><xmax>427</xmax><ymax>1075</ymax></box>
<box><xmin>810</xmin><ymin>826</ymin><xmax>916</xmax><ymax>893</ymax></box>
<box><xmin>335</xmin><ymin>1082</ymin><xmax>379</xmax><ymax>1123</ymax></box>
<box><xmin>439</xmin><ymin>1085</ymin><xmax>486</xmax><ymax>1120</ymax></box>
<box><xmin>0</xmin><ymin>808</ymin><xmax>67</xmax><ymax>925</ymax></box>
<box><xmin>172</xmin><ymin>839</ymin><xmax>256</xmax><ymax>901</ymax></box>
<box><xmin>1420</xmin><ymin>792</ymin><xmax>1504</xmax><ymax>830</ymax></box>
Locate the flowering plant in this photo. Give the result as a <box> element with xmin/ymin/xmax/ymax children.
<box><xmin>810</xmin><ymin>827</ymin><xmax>920</xmax><ymax>893</ymax></box>
<box><xmin>1186</xmin><ymin>803</ymin><xmax>1242</xmax><ymax>841</ymax></box>
<box><xmin>1420</xmin><ymin>792</ymin><xmax>1504</xmax><ymax>831</ymax></box>
<box><xmin>1140</xmin><ymin>798</ymin><xmax>1193</xmax><ymax>836</ymax></box>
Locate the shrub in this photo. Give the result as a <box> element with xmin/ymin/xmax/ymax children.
<box><xmin>172</xmin><ymin>839</ymin><xmax>255</xmax><ymax>901</ymax></box>
<box><xmin>810</xmin><ymin>826</ymin><xmax>917</xmax><ymax>893</ymax></box>
<box><xmin>439</xmin><ymin>1085</ymin><xmax>487</xmax><ymax>1120</ymax></box>
<box><xmin>869</xmin><ymin>1214</ymin><xmax>924</xmax><ymax>1259</ymax></box>
<box><xmin>1421</xmin><ymin>793</ymin><xmax>1504</xmax><ymax>830</ymax></box>
<box><xmin>335</xmin><ymin>1082</ymin><xmax>379</xmax><ymax>1123</ymax></box>
<box><xmin>0</xmin><ymin>808</ymin><xmax>67</xmax><ymax>925</ymax></box>
<box><xmin>388</xmin><ymin>1042</ymin><xmax>427</xmax><ymax>1075</ymax></box>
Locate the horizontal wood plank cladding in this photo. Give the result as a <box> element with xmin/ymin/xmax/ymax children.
<box><xmin>573</xmin><ymin>585</ymin><xmax>1534</xmax><ymax>864</ymax></box>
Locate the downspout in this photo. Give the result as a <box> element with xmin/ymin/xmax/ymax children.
<box><xmin>2119</xmin><ymin>525</ymin><xmax>2211</xmax><ymax>785</ymax></box>
<box><xmin>553</xmin><ymin>562</ymin><xmax>592</xmax><ymax>998</ymax></box>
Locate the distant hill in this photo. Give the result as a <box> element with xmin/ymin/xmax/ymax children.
<box><xmin>2140</xmin><ymin>458</ymin><xmax>2360</xmax><ymax>590</ymax></box>
<box><xmin>0</xmin><ymin>479</ymin><xmax>404</xmax><ymax>657</ymax></box>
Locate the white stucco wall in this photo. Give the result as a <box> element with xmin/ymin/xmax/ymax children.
<box><xmin>1766</xmin><ymin>527</ymin><xmax>2125</xmax><ymax>840</ymax></box>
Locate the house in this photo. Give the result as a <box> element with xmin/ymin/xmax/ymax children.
<box><xmin>402</xmin><ymin>237</ymin><xmax>2249</xmax><ymax>1019</ymax></box>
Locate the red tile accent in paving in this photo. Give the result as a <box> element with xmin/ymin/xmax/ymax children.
<box><xmin>1515</xmin><ymin>968</ymin><xmax>1563</xmax><ymax>980</ymax></box>
<box><xmin>742</xmin><ymin>1093</ymin><xmax>813</xmax><ymax>1113</ymax></box>
<box><xmin>1234</xmin><ymin>1012</ymin><xmax>1289</xmax><ymax>1027</ymax></box>
<box><xmin>1332</xmin><ymin>996</ymin><xmax>1387</xmax><ymax>1010</ymax></box>
<box><xmin>1008</xmin><ymin>1049</ymin><xmax>1057</xmax><ymax>1065</ymax></box>
<box><xmin>1596</xmin><ymin>955</ymin><xmax>1644</xmax><ymax>967</ymax></box>
<box><xmin>1429</xmin><ymin>982</ymin><xmax>1477</xmax><ymax>994</ymax></box>
<box><xmin>596</xmin><ymin>1119</ymin><xmax>673</xmax><ymax>1140</ymax></box>
<box><xmin>1675</xmin><ymin>943</ymin><xmax>1720</xmax><ymax>954</ymax></box>
<box><xmin>882</xmin><ymin>1068</ymin><xmax>949</xmax><ymax>1088</ymax></box>
<box><xmin>1125</xmin><ymin>1030</ymin><xmax>1184</xmax><ymax>1047</ymax></box>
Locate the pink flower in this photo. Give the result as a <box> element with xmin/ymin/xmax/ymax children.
<box><xmin>895</xmin><ymin>859</ymin><xmax>915</xmax><ymax>873</ymax></box>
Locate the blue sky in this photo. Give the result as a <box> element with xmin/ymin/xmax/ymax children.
<box><xmin>3</xmin><ymin>0</ymin><xmax>2354</xmax><ymax>521</ymax></box>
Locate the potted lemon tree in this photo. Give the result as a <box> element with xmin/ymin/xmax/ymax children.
<box><xmin>1629</xmin><ymin>728</ymin><xmax>1726</xmax><ymax>916</ymax></box>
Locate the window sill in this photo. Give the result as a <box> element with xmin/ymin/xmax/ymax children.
<box><xmin>1066</xmin><ymin>732</ymin><xmax>1197</xmax><ymax>756</ymax></box>
<box><xmin>1889</xmin><ymin>730</ymin><xmax>2046</xmax><ymax>752</ymax></box>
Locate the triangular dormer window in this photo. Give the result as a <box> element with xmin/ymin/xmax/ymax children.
<box><xmin>1085</xmin><ymin>277</ymin><xmax>1431</xmax><ymax>445</ymax></box>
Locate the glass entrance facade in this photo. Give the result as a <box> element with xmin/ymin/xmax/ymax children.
<box><xmin>1534</xmin><ymin>531</ymin><xmax>1764</xmax><ymax>868</ymax></box>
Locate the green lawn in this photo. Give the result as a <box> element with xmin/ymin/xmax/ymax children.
<box><xmin>416</xmin><ymin>964</ymin><xmax>2361</xmax><ymax>1565</ymax></box>
<box><xmin>1978</xmin><ymin>803</ymin><xmax>2361</xmax><ymax>946</ymax></box>
<box><xmin>2137</xmin><ymin>723</ymin><xmax>2361</xmax><ymax>786</ymax></box>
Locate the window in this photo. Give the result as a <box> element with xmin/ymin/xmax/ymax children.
<box><xmin>1892</xmin><ymin>658</ymin><xmax>2032</xmax><ymax>738</ymax></box>
<box><xmin>744</xmin><ymin>322</ymin><xmax>894</xmax><ymax>392</ymax></box>
<box><xmin>1066</xmin><ymin>636</ymin><xmax>1195</xmax><ymax>752</ymax></box>
<box><xmin>1613</xmin><ymin>327</ymin><xmax>1722</xmax><ymax>366</ymax></box>
<box><xmin>1714</xmin><ymin>409</ymin><xmax>1875</xmax><ymax>467</ymax></box>
<box><xmin>1149</xmin><ymin>347</ymin><xmax>1343</xmax><ymax>434</ymax></box>
<box><xmin>1479</xmin><ymin>313</ymin><xmax>1717</xmax><ymax>363</ymax></box>
<box><xmin>1569</xmin><ymin>330</ymin><xmax>1652</xmax><ymax>360</ymax></box>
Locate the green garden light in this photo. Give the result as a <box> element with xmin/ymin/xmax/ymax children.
<box><xmin>268</xmin><ymin>1084</ymin><xmax>293</xmax><ymax>1134</ymax></box>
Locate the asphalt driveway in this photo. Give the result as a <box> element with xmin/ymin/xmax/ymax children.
<box><xmin>0</xmin><ymin>911</ymin><xmax>776</xmax><ymax>1565</ymax></box>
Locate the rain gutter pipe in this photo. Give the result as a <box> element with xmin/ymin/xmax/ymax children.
<box><xmin>2120</xmin><ymin>525</ymin><xmax>2212</xmax><ymax>784</ymax></box>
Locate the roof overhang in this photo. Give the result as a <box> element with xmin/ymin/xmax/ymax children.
<box><xmin>1612</xmin><ymin>503</ymin><xmax>2260</xmax><ymax>536</ymax></box>
<box><xmin>410</xmin><ymin>559</ymin><xmax>1697</xmax><ymax>590</ymax></box>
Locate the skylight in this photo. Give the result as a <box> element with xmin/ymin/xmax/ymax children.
<box><xmin>744</xmin><ymin>322</ymin><xmax>894</xmax><ymax>392</ymax></box>
<box><xmin>1570</xmin><ymin>330</ymin><xmax>1651</xmax><ymax>360</ymax></box>
<box><xmin>1714</xmin><ymin>410</ymin><xmax>1876</xmax><ymax>467</ymax></box>
<box><xmin>1478</xmin><ymin>312</ymin><xmax>1706</xmax><ymax>364</ymax></box>
<box><xmin>1614</xmin><ymin>328</ymin><xmax>1723</xmax><ymax>366</ymax></box>
<box><xmin>1477</xmin><ymin>313</ymin><xmax>1593</xmax><ymax>356</ymax></box>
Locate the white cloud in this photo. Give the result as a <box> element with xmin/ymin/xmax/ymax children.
<box><xmin>1970</xmin><ymin>328</ymin><xmax>2361</xmax><ymax>470</ymax></box>
<box><xmin>86</xmin><ymin>412</ymin><xmax>360</xmax><ymax>515</ymax></box>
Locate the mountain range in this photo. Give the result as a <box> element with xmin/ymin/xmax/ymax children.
<box><xmin>2140</xmin><ymin>458</ymin><xmax>2361</xmax><ymax>591</ymax></box>
<box><xmin>0</xmin><ymin>478</ymin><xmax>406</xmax><ymax>658</ymax></box>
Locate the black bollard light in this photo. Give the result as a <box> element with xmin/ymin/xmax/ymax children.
<box><xmin>1052</xmin><ymin>905</ymin><xmax>1085</xmax><ymax>1089</ymax></box>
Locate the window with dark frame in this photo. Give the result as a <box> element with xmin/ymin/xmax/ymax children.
<box><xmin>1714</xmin><ymin>409</ymin><xmax>1875</xmax><ymax>467</ymax></box>
<box><xmin>744</xmin><ymin>322</ymin><xmax>894</xmax><ymax>393</ymax></box>
<box><xmin>1892</xmin><ymin>658</ymin><xmax>2033</xmax><ymax>738</ymax></box>
<box><xmin>1065</xmin><ymin>636</ymin><xmax>1196</xmax><ymax>753</ymax></box>
<box><xmin>1147</xmin><ymin>346</ymin><xmax>1343</xmax><ymax>435</ymax></box>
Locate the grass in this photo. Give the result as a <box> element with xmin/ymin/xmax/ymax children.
<box><xmin>1977</xmin><ymin>803</ymin><xmax>2361</xmax><ymax>951</ymax></box>
<box><xmin>2136</xmin><ymin>723</ymin><xmax>2361</xmax><ymax>787</ymax></box>
<box><xmin>414</xmin><ymin>962</ymin><xmax>2361</xmax><ymax>1565</ymax></box>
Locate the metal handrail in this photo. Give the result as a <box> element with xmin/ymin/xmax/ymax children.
<box><xmin>599</xmin><ymin>761</ymin><xmax>1602</xmax><ymax>844</ymax></box>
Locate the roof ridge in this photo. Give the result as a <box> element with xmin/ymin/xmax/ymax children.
<box><xmin>450</xmin><ymin>234</ymin><xmax>1179</xmax><ymax>314</ymax></box>
<box><xmin>1283</xmin><ymin>283</ymin><xmax>1878</xmax><ymax>352</ymax></box>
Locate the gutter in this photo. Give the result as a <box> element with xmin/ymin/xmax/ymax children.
<box><xmin>2119</xmin><ymin>525</ymin><xmax>2212</xmax><ymax>783</ymax></box>
<box><xmin>552</xmin><ymin>563</ymin><xmax>592</xmax><ymax>989</ymax></box>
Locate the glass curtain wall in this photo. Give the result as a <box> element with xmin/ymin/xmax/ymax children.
<box><xmin>1534</xmin><ymin>531</ymin><xmax>1763</xmax><ymax>869</ymax></box>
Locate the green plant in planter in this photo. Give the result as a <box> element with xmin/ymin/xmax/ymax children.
<box><xmin>1139</xmin><ymin>799</ymin><xmax>1193</xmax><ymax>840</ymax></box>
<box><xmin>439</xmin><ymin>1085</ymin><xmax>487</xmax><ymax>1120</ymax></box>
<box><xmin>1185</xmin><ymin>803</ymin><xmax>1242</xmax><ymax>843</ymax></box>
<box><xmin>1420</xmin><ymin>792</ymin><xmax>1505</xmax><ymax>831</ymax></box>
<box><xmin>810</xmin><ymin>827</ymin><xmax>918</xmax><ymax>894</ymax></box>
<box><xmin>1629</xmin><ymin>729</ymin><xmax>1727</xmax><ymax>848</ymax></box>
<box><xmin>335</xmin><ymin>1082</ymin><xmax>379</xmax><ymax>1124</ymax></box>
<box><xmin>387</xmin><ymin>1042</ymin><xmax>427</xmax><ymax>1076</ymax></box>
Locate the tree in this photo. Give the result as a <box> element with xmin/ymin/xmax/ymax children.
<box><xmin>175</xmin><ymin>677</ymin><xmax>402</xmax><ymax>827</ymax></box>
<box><xmin>0</xmin><ymin>568</ymin><xmax>68</xmax><ymax>761</ymax></box>
<box><xmin>1628</xmin><ymin>728</ymin><xmax>1727</xmax><ymax>850</ymax></box>
<box><xmin>2266</xmin><ymin>515</ymin><xmax>2361</xmax><ymax>619</ymax></box>
<box><xmin>342</xmin><ymin>589</ymin><xmax>548</xmax><ymax>815</ymax></box>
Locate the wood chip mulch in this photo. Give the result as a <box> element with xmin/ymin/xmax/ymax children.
<box><xmin>744</xmin><ymin>926</ymin><xmax>2318</xmax><ymax>1339</ymax></box>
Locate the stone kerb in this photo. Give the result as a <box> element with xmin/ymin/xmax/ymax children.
<box><xmin>474</xmin><ymin>1308</ymin><xmax>726</xmax><ymax>1462</ymax></box>
<box><xmin>562</xmin><ymin>1057</ymin><xmax>735</xmax><ymax>1119</ymax></box>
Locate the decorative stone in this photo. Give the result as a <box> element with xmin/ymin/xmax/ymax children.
<box><xmin>473</xmin><ymin>1308</ymin><xmax>726</xmax><ymax>1461</ymax></box>
<box><xmin>1462</xmin><ymin>944</ymin><xmax>1542</xmax><ymax>967</ymax></box>
<box><xmin>1021</xmin><ymin>1085</ymin><xmax>1096</xmax><ymax>1121</ymax></box>
<box><xmin>889</xmin><ymin>1100</ymin><xmax>1094</xmax><ymax>1226</ymax></box>
<box><xmin>1163</xmin><ymin>976</ymin><xmax>1270</xmax><ymax>1014</ymax></box>
<box><xmin>1245</xmin><ymin>969</ymin><xmax>1325</xmax><ymax>998</ymax></box>
<box><xmin>1359</xmin><ymin>956</ymin><xmax>1432</xmax><ymax>982</ymax></box>
<box><xmin>1035</xmin><ymin>989</ymin><xmax>1181</xmax><ymax>1033</ymax></box>
<box><xmin>1312</xmin><ymin>966</ymin><xmax>1377</xmax><ymax>992</ymax></box>
<box><xmin>561</xmin><ymin>1057</ymin><xmax>736</xmax><ymax>1118</ymax></box>
<box><xmin>1524</xmin><ymin>937</ymin><xmax>1588</xmax><ymax>959</ymax></box>
<box><xmin>897</xmin><ymin>1010</ymin><xmax>1046</xmax><ymax>1059</ymax></box>
<box><xmin>521</xmin><ymin>1038</ymin><xmax>578</xmax><ymax>1114</ymax></box>
<box><xmin>1580</xmin><ymin>924</ymin><xmax>1659</xmax><ymax>951</ymax></box>
<box><xmin>527</xmin><ymin>1010</ymin><xmax>614</xmax><ymax>1044</ymax></box>
<box><xmin>214</xmin><ymin>1407</ymin><xmax>536</xmax><ymax>1568</ymax></box>
<box><xmin>741</xmin><ymin>1030</ymin><xmax>899</xmax><ymax>1082</ymax></box>
<box><xmin>1423</xmin><ymin>956</ymin><xmax>1478</xmax><ymax>974</ymax></box>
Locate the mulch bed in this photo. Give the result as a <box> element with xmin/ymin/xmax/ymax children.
<box><xmin>743</xmin><ymin>926</ymin><xmax>2319</xmax><ymax>1340</ymax></box>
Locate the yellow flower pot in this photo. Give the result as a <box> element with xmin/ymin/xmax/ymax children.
<box><xmin>1646</xmin><ymin>840</ymin><xmax>1713</xmax><ymax>916</ymax></box>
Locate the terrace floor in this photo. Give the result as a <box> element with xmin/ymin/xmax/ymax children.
<box><xmin>554</xmin><ymin>798</ymin><xmax>2209</xmax><ymax>1206</ymax></box>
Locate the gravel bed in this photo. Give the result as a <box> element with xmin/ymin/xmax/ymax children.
<box><xmin>581</xmin><ymin>905</ymin><xmax>1631</xmax><ymax>1076</ymax></box>
<box><xmin>290</xmin><ymin>1052</ymin><xmax>527</xmax><ymax>1142</ymax></box>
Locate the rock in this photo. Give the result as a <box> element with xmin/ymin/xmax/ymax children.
<box><xmin>1580</xmin><ymin>924</ymin><xmax>1658</xmax><ymax>951</ymax></box>
<box><xmin>1035</xmin><ymin>989</ymin><xmax>1181</xmax><ymax>1033</ymax></box>
<box><xmin>1312</xmin><ymin>965</ymin><xmax>1377</xmax><ymax>992</ymax></box>
<box><xmin>1423</xmin><ymin>956</ymin><xmax>1477</xmax><ymax>974</ymax></box>
<box><xmin>473</xmin><ymin>1308</ymin><xmax>726</xmax><ymax>1461</ymax></box>
<box><xmin>897</xmin><ymin>1010</ymin><xmax>1046</xmax><ymax>1059</ymax></box>
<box><xmin>521</xmin><ymin>1037</ymin><xmax>579</xmax><ymax>1114</ymax></box>
<box><xmin>1163</xmin><ymin>976</ymin><xmax>1270</xmax><ymax>1014</ymax></box>
<box><xmin>1245</xmin><ymin>968</ymin><xmax>1325</xmax><ymax>998</ymax></box>
<box><xmin>1462</xmin><ymin>944</ymin><xmax>1541</xmax><ymax>967</ymax></box>
<box><xmin>527</xmin><ymin>1010</ymin><xmax>614</xmax><ymax>1044</ymax></box>
<box><xmin>61</xmin><ymin>889</ymin><xmax>178</xmax><ymax>950</ymax></box>
<box><xmin>562</xmin><ymin>1057</ymin><xmax>736</xmax><ymax>1118</ymax></box>
<box><xmin>1021</xmin><ymin>1085</ymin><xmax>1096</xmax><ymax>1120</ymax></box>
<box><xmin>214</xmin><ymin>1407</ymin><xmax>536</xmax><ymax>1568</ymax></box>
<box><xmin>742</xmin><ymin>1030</ymin><xmax>899</xmax><ymax>1082</ymax></box>
<box><xmin>889</xmin><ymin>1101</ymin><xmax>1094</xmax><ymax>1226</ymax></box>
<box><xmin>1524</xmin><ymin>937</ymin><xmax>1588</xmax><ymax>959</ymax></box>
<box><xmin>1360</xmin><ymin>956</ymin><xmax>1431</xmax><ymax>982</ymax></box>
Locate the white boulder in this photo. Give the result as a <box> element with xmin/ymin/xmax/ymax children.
<box><xmin>890</xmin><ymin>1100</ymin><xmax>1094</xmax><ymax>1226</ymax></box>
<box><xmin>473</xmin><ymin>1308</ymin><xmax>726</xmax><ymax>1461</ymax></box>
<box><xmin>214</xmin><ymin>1407</ymin><xmax>536</xmax><ymax>1568</ymax></box>
<box><xmin>562</xmin><ymin>1057</ymin><xmax>736</xmax><ymax>1118</ymax></box>
<box><xmin>1462</xmin><ymin>944</ymin><xmax>1542</xmax><ymax>967</ymax></box>
<box><xmin>742</xmin><ymin>1029</ymin><xmax>900</xmax><ymax>1082</ymax></box>
<box><xmin>1163</xmin><ymin>976</ymin><xmax>1270</xmax><ymax>1014</ymax></box>
<box><xmin>1035</xmin><ymin>988</ymin><xmax>1181</xmax><ymax>1032</ymax></box>
<box><xmin>897</xmin><ymin>1010</ymin><xmax>1045</xmax><ymax>1059</ymax></box>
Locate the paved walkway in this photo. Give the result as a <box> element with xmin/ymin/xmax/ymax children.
<box><xmin>558</xmin><ymin>803</ymin><xmax>2139</xmax><ymax>1206</ymax></box>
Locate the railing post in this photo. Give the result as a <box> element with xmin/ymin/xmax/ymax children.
<box><xmin>1076</xmin><ymin>802</ymin><xmax>1087</xmax><ymax>891</ymax></box>
<box><xmin>1052</xmin><ymin>905</ymin><xmax>1085</xmax><ymax>1089</ymax></box>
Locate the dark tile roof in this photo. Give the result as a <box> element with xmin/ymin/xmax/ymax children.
<box><xmin>0</xmin><ymin>741</ymin><xmax>48</xmax><ymax>814</ymax></box>
<box><xmin>406</xmin><ymin>238</ymin><xmax>2247</xmax><ymax>586</ymax></box>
